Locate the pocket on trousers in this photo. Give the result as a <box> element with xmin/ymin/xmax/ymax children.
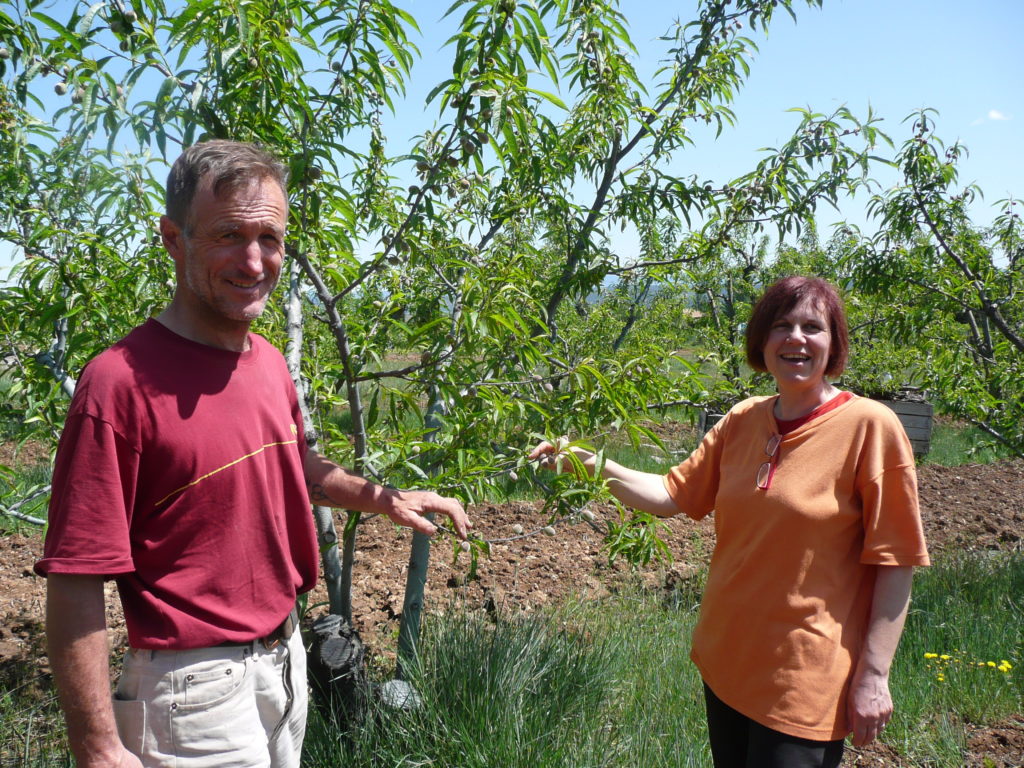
<box><xmin>111</xmin><ymin>696</ymin><xmax>147</xmax><ymax>757</ymax></box>
<box><xmin>174</xmin><ymin>656</ymin><xmax>248</xmax><ymax>710</ymax></box>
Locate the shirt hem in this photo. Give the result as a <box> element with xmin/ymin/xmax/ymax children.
<box><xmin>861</xmin><ymin>553</ymin><xmax>931</xmax><ymax>567</ymax></box>
<box><xmin>695</xmin><ymin>654</ymin><xmax>850</xmax><ymax>742</ymax></box>
<box><xmin>34</xmin><ymin>558</ymin><xmax>134</xmax><ymax>578</ymax></box>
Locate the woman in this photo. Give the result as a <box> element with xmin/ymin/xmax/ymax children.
<box><xmin>530</xmin><ymin>276</ymin><xmax>929</xmax><ymax>768</ymax></box>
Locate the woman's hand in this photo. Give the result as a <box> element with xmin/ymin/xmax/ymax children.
<box><xmin>526</xmin><ymin>438</ymin><xmax>590</xmax><ymax>476</ymax></box>
<box><xmin>846</xmin><ymin>668</ymin><xmax>893</xmax><ymax>746</ymax></box>
<box><xmin>846</xmin><ymin>565</ymin><xmax>914</xmax><ymax>746</ymax></box>
<box><xmin>526</xmin><ymin>439</ymin><xmax>679</xmax><ymax>517</ymax></box>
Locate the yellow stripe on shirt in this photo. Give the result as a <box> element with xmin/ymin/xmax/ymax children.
<box><xmin>153</xmin><ymin>439</ymin><xmax>299</xmax><ymax>508</ymax></box>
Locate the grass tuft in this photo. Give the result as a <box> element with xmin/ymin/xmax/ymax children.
<box><xmin>303</xmin><ymin>554</ymin><xmax>1021</xmax><ymax>767</ymax></box>
<box><xmin>0</xmin><ymin>689</ymin><xmax>70</xmax><ymax>767</ymax></box>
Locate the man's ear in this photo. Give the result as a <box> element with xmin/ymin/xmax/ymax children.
<box><xmin>160</xmin><ymin>215</ymin><xmax>185</xmax><ymax>263</ymax></box>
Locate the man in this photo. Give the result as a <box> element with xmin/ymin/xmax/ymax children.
<box><xmin>35</xmin><ymin>140</ymin><xmax>471</xmax><ymax>768</ymax></box>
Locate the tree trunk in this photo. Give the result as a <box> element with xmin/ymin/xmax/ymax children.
<box><xmin>284</xmin><ymin>258</ymin><xmax>345</xmax><ymax>615</ymax></box>
<box><xmin>395</xmin><ymin>392</ymin><xmax>444</xmax><ymax>679</ymax></box>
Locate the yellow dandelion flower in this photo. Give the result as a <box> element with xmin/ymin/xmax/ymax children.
<box><xmin>987</xmin><ymin>661</ymin><xmax>997</xmax><ymax>668</ymax></box>
<box><xmin>1000</xmin><ymin>660</ymin><xmax>1013</xmax><ymax>670</ymax></box>
<box><xmin>936</xmin><ymin>674</ymin><xmax>945</xmax><ymax>682</ymax></box>
<box><xmin>924</xmin><ymin>652</ymin><xmax>938</xmax><ymax>659</ymax></box>
<box><xmin>940</xmin><ymin>654</ymin><xmax>952</xmax><ymax>660</ymax></box>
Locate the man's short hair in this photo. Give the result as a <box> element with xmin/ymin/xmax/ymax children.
<box><xmin>165</xmin><ymin>140</ymin><xmax>289</xmax><ymax>231</ymax></box>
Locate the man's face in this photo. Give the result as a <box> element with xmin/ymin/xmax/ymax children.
<box><xmin>165</xmin><ymin>176</ymin><xmax>288</xmax><ymax>326</ymax></box>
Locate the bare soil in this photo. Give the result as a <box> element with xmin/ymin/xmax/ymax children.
<box><xmin>2</xmin><ymin>449</ymin><xmax>1022</xmax><ymax>766</ymax></box>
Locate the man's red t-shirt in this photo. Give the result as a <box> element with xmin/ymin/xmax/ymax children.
<box><xmin>36</xmin><ymin>319</ymin><xmax>318</xmax><ymax>650</ymax></box>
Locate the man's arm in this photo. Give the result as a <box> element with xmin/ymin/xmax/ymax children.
<box><xmin>303</xmin><ymin>450</ymin><xmax>471</xmax><ymax>539</ymax></box>
<box><xmin>847</xmin><ymin>565</ymin><xmax>914</xmax><ymax>747</ymax></box>
<box><xmin>46</xmin><ymin>573</ymin><xmax>142</xmax><ymax>768</ymax></box>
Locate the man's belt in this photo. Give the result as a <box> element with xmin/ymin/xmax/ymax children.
<box><xmin>260</xmin><ymin>605</ymin><xmax>299</xmax><ymax>650</ymax></box>
<box><xmin>219</xmin><ymin>606</ymin><xmax>299</xmax><ymax>651</ymax></box>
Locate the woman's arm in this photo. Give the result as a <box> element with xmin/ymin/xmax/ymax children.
<box><xmin>527</xmin><ymin>441</ymin><xmax>680</xmax><ymax>517</ymax></box>
<box><xmin>846</xmin><ymin>564</ymin><xmax>914</xmax><ymax>746</ymax></box>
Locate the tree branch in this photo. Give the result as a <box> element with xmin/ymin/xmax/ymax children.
<box><xmin>1</xmin><ymin>485</ymin><xmax>50</xmax><ymax>526</ymax></box>
<box><xmin>913</xmin><ymin>189</ymin><xmax>1024</xmax><ymax>354</ymax></box>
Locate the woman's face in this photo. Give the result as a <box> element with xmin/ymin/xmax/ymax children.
<box><xmin>762</xmin><ymin>298</ymin><xmax>832</xmax><ymax>393</ymax></box>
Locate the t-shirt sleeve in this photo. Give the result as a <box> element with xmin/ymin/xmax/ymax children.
<box><xmin>34</xmin><ymin>413</ymin><xmax>139</xmax><ymax>577</ymax></box>
<box><xmin>857</xmin><ymin>407</ymin><xmax>930</xmax><ymax>567</ymax></box>
<box><xmin>662</xmin><ymin>414</ymin><xmax>726</xmax><ymax>521</ymax></box>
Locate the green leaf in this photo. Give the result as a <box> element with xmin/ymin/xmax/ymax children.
<box><xmin>77</xmin><ymin>1</ymin><xmax>106</xmax><ymax>36</ymax></box>
<box><xmin>523</xmin><ymin>87</ymin><xmax>566</xmax><ymax>110</ymax></box>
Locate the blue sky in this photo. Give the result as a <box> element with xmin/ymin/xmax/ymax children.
<box><xmin>392</xmin><ymin>0</ymin><xmax>1020</xmax><ymax>226</ymax></box>
<box><xmin>2</xmin><ymin>0</ymin><xmax>1020</xmax><ymax>276</ymax></box>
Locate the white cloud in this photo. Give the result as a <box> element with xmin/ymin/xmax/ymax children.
<box><xmin>988</xmin><ymin>109</ymin><xmax>1010</xmax><ymax>121</ymax></box>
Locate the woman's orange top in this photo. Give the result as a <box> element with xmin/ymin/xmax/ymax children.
<box><xmin>663</xmin><ymin>394</ymin><xmax>929</xmax><ymax>740</ymax></box>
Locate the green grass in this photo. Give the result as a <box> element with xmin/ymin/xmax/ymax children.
<box><xmin>0</xmin><ymin>685</ymin><xmax>70</xmax><ymax>767</ymax></box>
<box><xmin>920</xmin><ymin>419</ymin><xmax>1018</xmax><ymax>466</ymax></box>
<box><xmin>302</xmin><ymin>553</ymin><xmax>1022</xmax><ymax>768</ymax></box>
<box><xmin>304</xmin><ymin>588</ymin><xmax>712</xmax><ymax>768</ymax></box>
<box><xmin>888</xmin><ymin>551</ymin><xmax>1024</xmax><ymax>766</ymax></box>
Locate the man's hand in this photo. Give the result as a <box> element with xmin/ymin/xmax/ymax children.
<box><xmin>47</xmin><ymin>574</ymin><xmax>144</xmax><ymax>768</ymax></box>
<box><xmin>83</xmin><ymin>746</ymin><xmax>144</xmax><ymax>768</ymax></box>
<box><xmin>303</xmin><ymin>451</ymin><xmax>471</xmax><ymax>539</ymax></box>
<box><xmin>383</xmin><ymin>489</ymin><xmax>472</xmax><ymax>540</ymax></box>
<box><xmin>846</xmin><ymin>668</ymin><xmax>893</xmax><ymax>747</ymax></box>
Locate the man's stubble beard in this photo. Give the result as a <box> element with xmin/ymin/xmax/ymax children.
<box><xmin>182</xmin><ymin>239</ymin><xmax>278</xmax><ymax>323</ymax></box>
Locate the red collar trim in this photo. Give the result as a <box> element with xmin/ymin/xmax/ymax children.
<box><xmin>775</xmin><ymin>390</ymin><xmax>854</xmax><ymax>435</ymax></box>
